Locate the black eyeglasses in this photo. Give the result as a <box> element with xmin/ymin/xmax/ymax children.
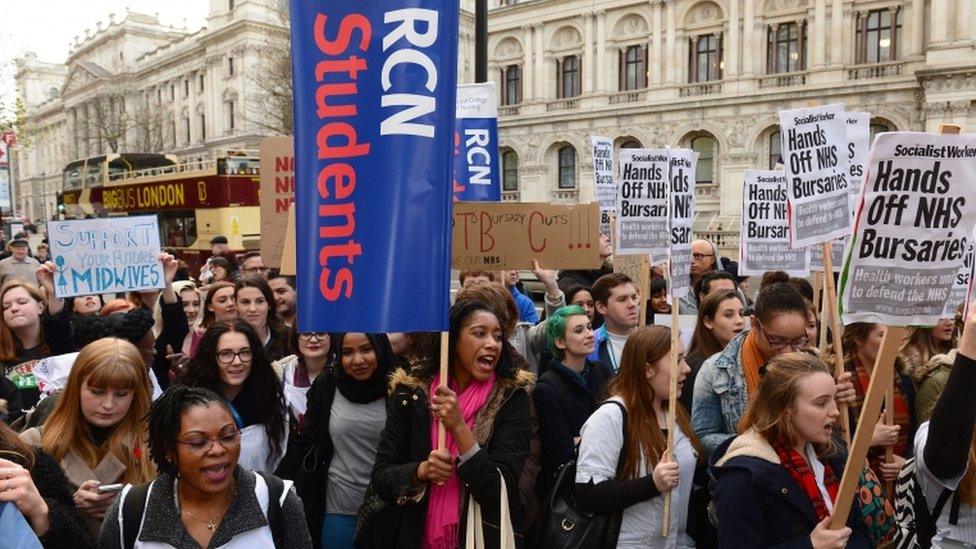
<box><xmin>216</xmin><ymin>349</ymin><xmax>253</xmax><ymax>364</ymax></box>
<box><xmin>756</xmin><ymin>319</ymin><xmax>809</xmax><ymax>351</ymax></box>
<box><xmin>176</xmin><ymin>430</ymin><xmax>241</xmax><ymax>454</ymax></box>
<box><xmin>691</xmin><ymin>253</ymin><xmax>715</xmax><ymax>260</ymax></box>
<box><xmin>299</xmin><ymin>332</ymin><xmax>328</xmax><ymax>342</ymax></box>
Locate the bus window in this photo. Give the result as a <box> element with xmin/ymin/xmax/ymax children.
<box><xmin>63</xmin><ymin>168</ymin><xmax>83</xmax><ymax>190</ymax></box>
<box><xmin>107</xmin><ymin>164</ymin><xmax>128</xmax><ymax>182</ymax></box>
<box><xmin>85</xmin><ymin>164</ymin><xmax>104</xmax><ymax>187</ymax></box>
<box><xmin>159</xmin><ymin>212</ymin><xmax>198</xmax><ymax>248</ymax></box>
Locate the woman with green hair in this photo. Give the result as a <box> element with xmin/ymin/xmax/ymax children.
<box><xmin>531</xmin><ymin>305</ymin><xmax>614</xmax><ymax>500</ymax></box>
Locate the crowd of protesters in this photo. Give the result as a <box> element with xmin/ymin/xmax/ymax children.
<box><xmin>0</xmin><ymin>231</ymin><xmax>974</xmax><ymax>549</ymax></box>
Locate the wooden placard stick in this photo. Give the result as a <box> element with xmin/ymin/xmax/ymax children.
<box><xmin>884</xmin><ymin>381</ymin><xmax>895</xmax><ymax>496</ymax></box>
<box><xmin>662</xmin><ymin>294</ymin><xmax>681</xmax><ymax>537</ymax></box>
<box><xmin>436</xmin><ymin>331</ymin><xmax>450</xmax><ymax>450</ymax></box>
<box><xmin>813</xmin><ymin>271</ymin><xmax>824</xmax><ymax>319</ymax></box>
<box><xmin>830</xmin><ymin>326</ymin><xmax>906</xmax><ymax>529</ymax></box>
<box><xmin>821</xmin><ymin>241</ymin><xmax>851</xmax><ymax>446</ymax></box>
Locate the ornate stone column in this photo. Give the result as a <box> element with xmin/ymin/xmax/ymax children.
<box><xmin>652</xmin><ymin>0</ymin><xmax>663</xmax><ymax>84</ymax></box>
<box><xmin>666</xmin><ymin>0</ymin><xmax>677</xmax><ymax>83</ymax></box>
<box><xmin>742</xmin><ymin>0</ymin><xmax>755</xmax><ymax>75</ymax></box>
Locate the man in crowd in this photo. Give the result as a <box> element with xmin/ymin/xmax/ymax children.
<box><xmin>0</xmin><ymin>240</ymin><xmax>40</xmax><ymax>283</ymax></box>
<box><xmin>199</xmin><ymin>235</ymin><xmax>230</xmax><ymax>284</ymax></box>
<box><xmin>694</xmin><ymin>270</ymin><xmax>738</xmax><ymax>305</ymax></box>
<box><xmin>268</xmin><ymin>272</ymin><xmax>297</xmax><ymax>327</ymax></box>
<box><xmin>459</xmin><ymin>270</ymin><xmax>495</xmax><ymax>287</ymax></box>
<box><xmin>503</xmin><ymin>269</ymin><xmax>539</xmax><ymax>324</ymax></box>
<box><xmin>241</xmin><ymin>251</ymin><xmax>270</xmax><ymax>279</ymax></box>
<box><xmin>589</xmin><ymin>272</ymin><xmax>640</xmax><ymax>372</ymax></box>
<box><xmin>680</xmin><ymin>238</ymin><xmax>724</xmax><ymax>314</ymax></box>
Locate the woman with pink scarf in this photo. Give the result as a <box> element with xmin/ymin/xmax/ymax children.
<box><xmin>369</xmin><ymin>300</ymin><xmax>534</xmax><ymax>548</ymax></box>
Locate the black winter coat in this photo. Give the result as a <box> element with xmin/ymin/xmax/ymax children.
<box><xmin>275</xmin><ymin>367</ymin><xmax>338</xmax><ymax>548</ymax></box>
<box><xmin>371</xmin><ymin>367</ymin><xmax>533</xmax><ymax>548</ymax></box>
<box><xmin>710</xmin><ymin>430</ymin><xmax>872</xmax><ymax>549</ymax></box>
<box><xmin>24</xmin><ymin>448</ymin><xmax>96</xmax><ymax>548</ymax></box>
<box><xmin>531</xmin><ymin>360</ymin><xmax>612</xmax><ymax>499</ymax></box>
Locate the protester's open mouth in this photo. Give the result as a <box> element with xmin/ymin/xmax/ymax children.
<box><xmin>476</xmin><ymin>354</ymin><xmax>496</xmax><ymax>371</ymax></box>
<box><xmin>201</xmin><ymin>463</ymin><xmax>231</xmax><ymax>483</ymax></box>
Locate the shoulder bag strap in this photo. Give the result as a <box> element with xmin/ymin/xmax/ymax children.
<box><xmin>122</xmin><ymin>482</ymin><xmax>151</xmax><ymax>549</ymax></box>
<box><xmin>258</xmin><ymin>472</ymin><xmax>286</xmax><ymax>546</ymax></box>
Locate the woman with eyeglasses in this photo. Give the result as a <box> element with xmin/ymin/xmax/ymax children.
<box><xmin>98</xmin><ymin>385</ymin><xmax>313</xmax><ymax>548</ymax></box>
<box><xmin>20</xmin><ymin>338</ymin><xmax>155</xmax><ymax>538</ymax></box>
<box><xmin>692</xmin><ymin>282</ymin><xmax>856</xmax><ymax>458</ymax></box>
<box><xmin>179</xmin><ymin>320</ymin><xmax>289</xmax><ymax>473</ymax></box>
<box><xmin>272</xmin><ymin>330</ymin><xmax>332</xmax><ymax>425</ymax></box>
<box><xmin>234</xmin><ymin>276</ymin><xmax>293</xmax><ymax>362</ymax></box>
<box><xmin>276</xmin><ymin>333</ymin><xmax>396</xmax><ymax>549</ymax></box>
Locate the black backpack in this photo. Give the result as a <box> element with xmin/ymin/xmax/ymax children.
<box><xmin>121</xmin><ymin>471</ymin><xmax>286</xmax><ymax>548</ymax></box>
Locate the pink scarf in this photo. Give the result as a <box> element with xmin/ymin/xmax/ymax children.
<box><xmin>423</xmin><ymin>372</ymin><xmax>496</xmax><ymax>549</ymax></box>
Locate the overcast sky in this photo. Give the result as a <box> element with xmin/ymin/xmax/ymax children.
<box><xmin>0</xmin><ymin>1</ymin><xmax>208</xmax><ymax>114</ymax></box>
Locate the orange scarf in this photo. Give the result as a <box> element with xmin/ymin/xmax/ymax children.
<box><xmin>741</xmin><ymin>330</ymin><xmax>767</xmax><ymax>397</ymax></box>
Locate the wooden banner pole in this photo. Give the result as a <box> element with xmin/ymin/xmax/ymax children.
<box><xmin>821</xmin><ymin>241</ymin><xmax>851</xmax><ymax>446</ymax></box>
<box><xmin>663</xmin><ymin>295</ymin><xmax>681</xmax><ymax>537</ymax></box>
<box><xmin>436</xmin><ymin>331</ymin><xmax>450</xmax><ymax>450</ymax></box>
<box><xmin>813</xmin><ymin>271</ymin><xmax>824</xmax><ymax>319</ymax></box>
<box><xmin>884</xmin><ymin>382</ymin><xmax>895</xmax><ymax>497</ymax></box>
<box><xmin>830</xmin><ymin>326</ymin><xmax>907</xmax><ymax>529</ymax></box>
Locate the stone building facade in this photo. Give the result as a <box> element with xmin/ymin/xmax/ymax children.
<box><xmin>13</xmin><ymin>0</ymin><xmax>293</xmax><ymax>222</ymax></box>
<box><xmin>488</xmin><ymin>0</ymin><xmax>976</xmax><ymax>250</ymax></box>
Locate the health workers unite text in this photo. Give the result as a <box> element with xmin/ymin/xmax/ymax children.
<box><xmin>306</xmin><ymin>9</ymin><xmax>443</xmax><ymax>301</ymax></box>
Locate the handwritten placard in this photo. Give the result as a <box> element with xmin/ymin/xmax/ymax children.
<box><xmin>452</xmin><ymin>202</ymin><xmax>601</xmax><ymax>269</ymax></box>
<box><xmin>49</xmin><ymin>215</ymin><xmax>163</xmax><ymax>298</ymax></box>
<box><xmin>259</xmin><ymin>136</ymin><xmax>294</xmax><ymax>269</ymax></box>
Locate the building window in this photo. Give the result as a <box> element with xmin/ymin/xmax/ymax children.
<box><xmin>183</xmin><ymin>80</ymin><xmax>189</xmax><ymax>97</ymax></box>
<box><xmin>620</xmin><ymin>139</ymin><xmax>642</xmax><ymax>149</ymax></box>
<box><xmin>200</xmin><ymin>114</ymin><xmax>206</xmax><ymax>141</ymax></box>
<box><xmin>502</xmin><ymin>150</ymin><xmax>519</xmax><ymax>191</ymax></box>
<box><xmin>620</xmin><ymin>45</ymin><xmax>647</xmax><ymax>91</ymax></box>
<box><xmin>183</xmin><ymin>117</ymin><xmax>191</xmax><ymax>143</ymax></box>
<box><xmin>502</xmin><ymin>65</ymin><xmax>521</xmax><ymax>105</ymax></box>
<box><xmin>557</xmin><ymin>55</ymin><xmax>581</xmax><ymax>99</ymax></box>
<box><xmin>768</xmin><ymin>131</ymin><xmax>781</xmax><ymax>169</ymax></box>
<box><xmin>690</xmin><ymin>34</ymin><xmax>723</xmax><ymax>82</ymax></box>
<box><xmin>228</xmin><ymin>57</ymin><xmax>235</xmax><ymax>76</ymax></box>
<box><xmin>870</xmin><ymin>122</ymin><xmax>893</xmax><ymax>141</ymax></box>
<box><xmin>857</xmin><ymin>9</ymin><xmax>901</xmax><ymax>63</ymax></box>
<box><xmin>227</xmin><ymin>101</ymin><xmax>236</xmax><ymax>131</ymax></box>
<box><xmin>500</xmin><ymin>0</ymin><xmax>518</xmax><ymax>5</ymax></box>
<box><xmin>170</xmin><ymin>84</ymin><xmax>175</xmax><ymax>101</ymax></box>
<box><xmin>156</xmin><ymin>88</ymin><xmax>162</xmax><ymax>104</ymax></box>
<box><xmin>557</xmin><ymin>145</ymin><xmax>576</xmax><ymax>189</ymax></box>
<box><xmin>229</xmin><ymin>0</ymin><xmax>235</xmax><ymax>10</ymax></box>
<box><xmin>198</xmin><ymin>73</ymin><xmax>205</xmax><ymax>92</ymax></box>
<box><xmin>691</xmin><ymin>135</ymin><xmax>716</xmax><ymax>185</ymax></box>
<box><xmin>767</xmin><ymin>22</ymin><xmax>806</xmax><ymax>73</ymax></box>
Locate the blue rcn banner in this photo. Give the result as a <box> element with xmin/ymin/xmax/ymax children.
<box><xmin>290</xmin><ymin>0</ymin><xmax>459</xmax><ymax>332</ymax></box>
<box><xmin>452</xmin><ymin>82</ymin><xmax>500</xmax><ymax>201</ymax></box>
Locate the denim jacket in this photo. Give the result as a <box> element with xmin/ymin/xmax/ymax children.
<box><xmin>692</xmin><ymin>330</ymin><xmax>750</xmax><ymax>459</ymax></box>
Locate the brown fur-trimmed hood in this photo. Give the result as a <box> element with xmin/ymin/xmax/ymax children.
<box><xmin>913</xmin><ymin>350</ymin><xmax>956</xmax><ymax>384</ymax></box>
<box><xmin>387</xmin><ymin>364</ymin><xmax>535</xmax><ymax>395</ymax></box>
<box><xmin>714</xmin><ymin>428</ymin><xmax>781</xmax><ymax>467</ymax></box>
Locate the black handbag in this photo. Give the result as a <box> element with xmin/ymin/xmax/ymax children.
<box><xmin>354</xmin><ymin>482</ymin><xmax>402</xmax><ymax>548</ymax></box>
<box><xmin>529</xmin><ymin>400</ymin><xmax>627</xmax><ymax>549</ymax></box>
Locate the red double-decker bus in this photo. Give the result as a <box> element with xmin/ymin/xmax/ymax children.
<box><xmin>57</xmin><ymin>152</ymin><xmax>260</xmax><ymax>275</ymax></box>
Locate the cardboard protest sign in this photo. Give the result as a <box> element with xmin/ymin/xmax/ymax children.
<box><xmin>668</xmin><ymin>149</ymin><xmax>698</xmax><ymax>298</ymax></box>
<box><xmin>452</xmin><ymin>83</ymin><xmax>500</xmax><ymax>201</ymax></box>
<box><xmin>739</xmin><ymin>170</ymin><xmax>811</xmax><ymax>276</ymax></box>
<box><xmin>259</xmin><ymin>136</ymin><xmax>294</xmax><ymax>269</ymax></box>
<box><xmin>840</xmin><ymin>132</ymin><xmax>976</xmax><ymax>325</ymax></box>
<box><xmin>290</xmin><ymin>0</ymin><xmax>458</xmax><ymax>332</ymax></box>
<box><xmin>616</xmin><ymin>148</ymin><xmax>670</xmax><ymax>258</ymax></box>
<box><xmin>48</xmin><ymin>215</ymin><xmax>164</xmax><ymax>298</ymax></box>
<box><xmin>279</xmin><ymin>202</ymin><xmax>297</xmax><ymax>277</ymax></box>
<box><xmin>779</xmin><ymin>104</ymin><xmax>851</xmax><ymax>248</ymax></box>
<box><xmin>591</xmin><ymin>136</ymin><xmax>615</xmax><ymax>232</ymax></box>
<box><xmin>452</xmin><ymin>202</ymin><xmax>601</xmax><ymax>270</ymax></box>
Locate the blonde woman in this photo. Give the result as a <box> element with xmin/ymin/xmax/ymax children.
<box><xmin>899</xmin><ymin>319</ymin><xmax>956</xmax><ymax>379</ymax></box>
<box><xmin>20</xmin><ymin>337</ymin><xmax>155</xmax><ymax>537</ymax></box>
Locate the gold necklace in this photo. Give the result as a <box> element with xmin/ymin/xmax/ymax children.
<box><xmin>177</xmin><ymin>484</ymin><xmax>235</xmax><ymax>532</ymax></box>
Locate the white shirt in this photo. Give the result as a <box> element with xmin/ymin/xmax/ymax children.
<box><xmin>576</xmin><ymin>396</ymin><xmax>697</xmax><ymax>549</ymax></box>
<box><xmin>915</xmin><ymin>421</ymin><xmax>976</xmax><ymax>547</ymax></box>
<box><xmin>606</xmin><ymin>331</ymin><xmax>629</xmax><ymax>372</ymax></box>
